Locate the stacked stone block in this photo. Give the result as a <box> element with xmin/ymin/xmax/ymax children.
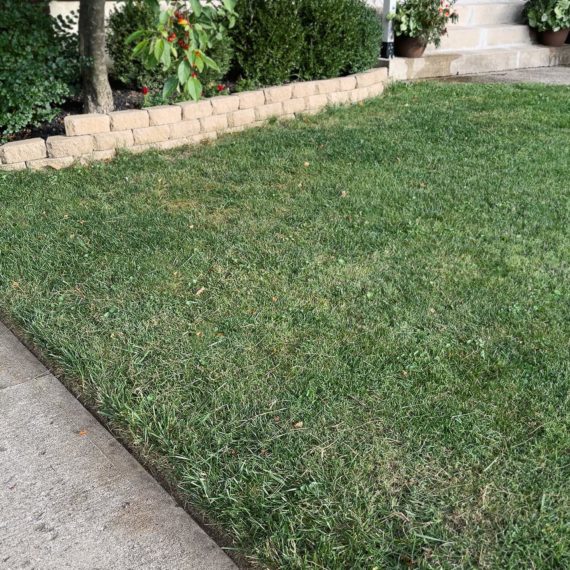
<box><xmin>0</xmin><ymin>68</ymin><xmax>388</xmax><ymax>172</ymax></box>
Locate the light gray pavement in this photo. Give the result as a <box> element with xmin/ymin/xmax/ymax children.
<box><xmin>0</xmin><ymin>322</ymin><xmax>237</xmax><ymax>570</ymax></box>
<box><xmin>442</xmin><ymin>65</ymin><xmax>570</xmax><ymax>85</ymax></box>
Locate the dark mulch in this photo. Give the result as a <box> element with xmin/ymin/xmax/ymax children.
<box><xmin>11</xmin><ymin>89</ymin><xmax>143</xmax><ymax>143</ymax></box>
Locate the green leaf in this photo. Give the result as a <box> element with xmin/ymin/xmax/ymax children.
<box><xmin>161</xmin><ymin>44</ymin><xmax>171</xmax><ymax>69</ymax></box>
<box><xmin>133</xmin><ymin>39</ymin><xmax>149</xmax><ymax>57</ymax></box>
<box><xmin>154</xmin><ymin>38</ymin><xmax>164</xmax><ymax>61</ymax></box>
<box><xmin>163</xmin><ymin>76</ymin><xmax>178</xmax><ymax>100</ymax></box>
<box><xmin>186</xmin><ymin>76</ymin><xmax>203</xmax><ymax>101</ymax></box>
<box><xmin>190</xmin><ymin>0</ymin><xmax>202</xmax><ymax>17</ymax></box>
<box><xmin>159</xmin><ymin>10</ymin><xmax>169</xmax><ymax>25</ymax></box>
<box><xmin>178</xmin><ymin>60</ymin><xmax>191</xmax><ymax>84</ymax></box>
<box><xmin>222</xmin><ymin>0</ymin><xmax>236</xmax><ymax>11</ymax></box>
<box><xmin>125</xmin><ymin>30</ymin><xmax>145</xmax><ymax>44</ymax></box>
<box><xmin>202</xmin><ymin>54</ymin><xmax>219</xmax><ymax>71</ymax></box>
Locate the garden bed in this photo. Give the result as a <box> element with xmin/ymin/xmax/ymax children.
<box><xmin>0</xmin><ymin>68</ymin><xmax>388</xmax><ymax>171</ymax></box>
<box><xmin>1</xmin><ymin>82</ymin><xmax>569</xmax><ymax>568</ymax></box>
<box><xmin>8</xmin><ymin>89</ymin><xmax>144</xmax><ymax>143</ymax></box>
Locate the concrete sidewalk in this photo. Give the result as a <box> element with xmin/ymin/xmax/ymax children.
<box><xmin>0</xmin><ymin>322</ymin><xmax>236</xmax><ymax>570</ymax></box>
<box><xmin>441</xmin><ymin>65</ymin><xmax>570</xmax><ymax>85</ymax></box>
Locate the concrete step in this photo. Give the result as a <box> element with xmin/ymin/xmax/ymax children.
<box><xmin>387</xmin><ymin>44</ymin><xmax>570</xmax><ymax>80</ymax></box>
<box><xmin>454</xmin><ymin>1</ymin><xmax>525</xmax><ymax>26</ymax></box>
<box><xmin>426</xmin><ymin>24</ymin><xmax>534</xmax><ymax>53</ymax></box>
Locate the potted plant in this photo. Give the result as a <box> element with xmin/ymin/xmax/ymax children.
<box><xmin>524</xmin><ymin>0</ymin><xmax>570</xmax><ymax>46</ymax></box>
<box><xmin>387</xmin><ymin>0</ymin><xmax>459</xmax><ymax>58</ymax></box>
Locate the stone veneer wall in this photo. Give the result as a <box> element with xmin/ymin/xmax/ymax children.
<box><xmin>0</xmin><ymin>68</ymin><xmax>388</xmax><ymax>172</ymax></box>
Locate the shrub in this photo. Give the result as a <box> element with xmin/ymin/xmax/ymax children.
<box><xmin>231</xmin><ymin>0</ymin><xmax>382</xmax><ymax>86</ymax></box>
<box><xmin>107</xmin><ymin>0</ymin><xmax>162</xmax><ymax>89</ymax></box>
<box><xmin>298</xmin><ymin>0</ymin><xmax>383</xmax><ymax>80</ymax></box>
<box><xmin>114</xmin><ymin>0</ymin><xmax>235</xmax><ymax>100</ymax></box>
<box><xmin>231</xmin><ymin>0</ymin><xmax>304</xmax><ymax>86</ymax></box>
<box><xmin>0</xmin><ymin>0</ymin><xmax>79</xmax><ymax>142</ymax></box>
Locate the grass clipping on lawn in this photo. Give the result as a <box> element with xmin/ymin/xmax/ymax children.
<box><xmin>1</xmin><ymin>82</ymin><xmax>569</xmax><ymax>569</ymax></box>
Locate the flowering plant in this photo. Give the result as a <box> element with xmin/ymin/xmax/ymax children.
<box><xmin>128</xmin><ymin>0</ymin><xmax>237</xmax><ymax>101</ymax></box>
<box><xmin>387</xmin><ymin>0</ymin><xmax>459</xmax><ymax>47</ymax></box>
<box><xmin>523</xmin><ymin>0</ymin><xmax>570</xmax><ymax>31</ymax></box>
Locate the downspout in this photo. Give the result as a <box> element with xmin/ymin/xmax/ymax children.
<box><xmin>381</xmin><ymin>0</ymin><xmax>396</xmax><ymax>58</ymax></box>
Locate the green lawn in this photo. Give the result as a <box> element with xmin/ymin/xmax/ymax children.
<box><xmin>1</xmin><ymin>82</ymin><xmax>569</xmax><ymax>569</ymax></box>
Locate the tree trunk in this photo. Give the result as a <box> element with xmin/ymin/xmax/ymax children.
<box><xmin>79</xmin><ymin>0</ymin><xmax>114</xmax><ymax>113</ymax></box>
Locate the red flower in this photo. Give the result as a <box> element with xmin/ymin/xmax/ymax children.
<box><xmin>191</xmin><ymin>72</ymin><xmax>198</xmax><ymax>78</ymax></box>
<box><xmin>141</xmin><ymin>86</ymin><xmax>149</xmax><ymax>95</ymax></box>
<box><xmin>217</xmin><ymin>84</ymin><xmax>225</xmax><ymax>92</ymax></box>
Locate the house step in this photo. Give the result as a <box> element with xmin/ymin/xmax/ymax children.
<box><xmin>426</xmin><ymin>24</ymin><xmax>534</xmax><ymax>53</ymax></box>
<box><xmin>386</xmin><ymin>44</ymin><xmax>570</xmax><ymax>80</ymax></box>
<box><xmin>454</xmin><ymin>1</ymin><xmax>525</xmax><ymax>26</ymax></box>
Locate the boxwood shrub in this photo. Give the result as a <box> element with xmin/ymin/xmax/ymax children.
<box><xmin>231</xmin><ymin>0</ymin><xmax>305</xmax><ymax>87</ymax></box>
<box><xmin>0</xmin><ymin>0</ymin><xmax>79</xmax><ymax>142</ymax></box>
<box><xmin>231</xmin><ymin>0</ymin><xmax>382</xmax><ymax>86</ymax></box>
<box><xmin>107</xmin><ymin>0</ymin><xmax>160</xmax><ymax>89</ymax></box>
<box><xmin>298</xmin><ymin>0</ymin><xmax>383</xmax><ymax>80</ymax></box>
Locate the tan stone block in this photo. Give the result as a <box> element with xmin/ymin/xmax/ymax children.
<box><xmin>109</xmin><ymin>109</ymin><xmax>149</xmax><ymax>131</ymax></box>
<box><xmin>147</xmin><ymin>105</ymin><xmax>182</xmax><ymax>126</ymax></box>
<box><xmin>255</xmin><ymin>102</ymin><xmax>283</xmax><ymax>121</ymax></box>
<box><xmin>350</xmin><ymin>87</ymin><xmax>369</xmax><ymax>103</ymax></box>
<box><xmin>200</xmin><ymin>114</ymin><xmax>228</xmax><ymax>133</ymax></box>
<box><xmin>26</xmin><ymin>157</ymin><xmax>75</xmax><ymax>171</ymax></box>
<box><xmin>211</xmin><ymin>95</ymin><xmax>240</xmax><ymax>114</ymax></box>
<box><xmin>155</xmin><ymin>139</ymin><xmax>188</xmax><ymax>151</ymax></box>
<box><xmin>47</xmin><ymin>135</ymin><xmax>93</xmax><ymax>158</ymax></box>
<box><xmin>283</xmin><ymin>98</ymin><xmax>306</xmax><ymax>115</ymax></box>
<box><xmin>355</xmin><ymin>67</ymin><xmax>388</xmax><ymax>88</ymax></box>
<box><xmin>264</xmin><ymin>85</ymin><xmax>293</xmax><ymax>104</ymax></box>
<box><xmin>128</xmin><ymin>144</ymin><xmax>154</xmax><ymax>155</ymax></box>
<box><xmin>228</xmin><ymin>108</ymin><xmax>256</xmax><ymax>128</ymax></box>
<box><xmin>0</xmin><ymin>138</ymin><xmax>46</xmax><ymax>164</ymax></box>
<box><xmin>190</xmin><ymin>132</ymin><xmax>218</xmax><ymax>144</ymax></box>
<box><xmin>237</xmin><ymin>90</ymin><xmax>265</xmax><ymax>109</ymax></box>
<box><xmin>226</xmin><ymin>125</ymin><xmax>247</xmax><ymax>134</ymax></box>
<box><xmin>366</xmin><ymin>82</ymin><xmax>385</xmax><ymax>98</ymax></box>
<box><xmin>64</xmin><ymin>113</ymin><xmax>110</xmax><ymax>136</ymax></box>
<box><xmin>170</xmin><ymin>120</ymin><xmax>201</xmax><ymax>139</ymax></box>
<box><xmin>93</xmin><ymin>130</ymin><xmax>134</xmax><ymax>151</ymax></box>
<box><xmin>92</xmin><ymin>150</ymin><xmax>116</xmax><ymax>162</ymax></box>
<box><xmin>315</xmin><ymin>78</ymin><xmax>341</xmax><ymax>95</ymax></box>
<box><xmin>0</xmin><ymin>162</ymin><xmax>26</xmax><ymax>171</ymax></box>
<box><xmin>328</xmin><ymin>91</ymin><xmax>351</xmax><ymax>106</ymax></box>
<box><xmin>306</xmin><ymin>94</ymin><xmax>328</xmax><ymax>111</ymax></box>
<box><xmin>177</xmin><ymin>100</ymin><xmax>213</xmax><ymax>120</ymax></box>
<box><xmin>338</xmin><ymin>75</ymin><xmax>357</xmax><ymax>91</ymax></box>
<box><xmin>292</xmin><ymin>81</ymin><xmax>317</xmax><ymax>98</ymax></box>
<box><xmin>132</xmin><ymin>125</ymin><xmax>170</xmax><ymax>145</ymax></box>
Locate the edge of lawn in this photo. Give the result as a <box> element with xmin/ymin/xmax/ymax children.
<box><xmin>1</xmin><ymin>299</ymin><xmax>254</xmax><ymax>568</ymax></box>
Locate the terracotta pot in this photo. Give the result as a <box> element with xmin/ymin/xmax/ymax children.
<box><xmin>537</xmin><ymin>28</ymin><xmax>570</xmax><ymax>47</ymax></box>
<box><xmin>395</xmin><ymin>36</ymin><xmax>428</xmax><ymax>58</ymax></box>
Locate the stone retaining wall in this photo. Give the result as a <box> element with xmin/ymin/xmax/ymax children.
<box><xmin>0</xmin><ymin>68</ymin><xmax>388</xmax><ymax>172</ymax></box>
